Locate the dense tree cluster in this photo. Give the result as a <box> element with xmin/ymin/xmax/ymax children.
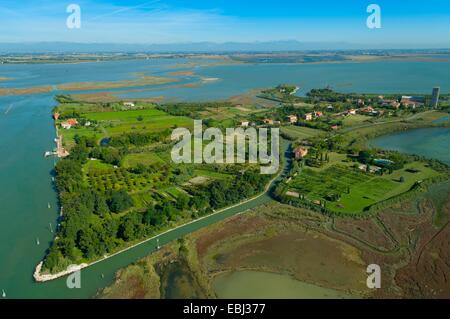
<box><xmin>109</xmin><ymin>130</ymin><xmax>170</xmax><ymax>147</ymax></box>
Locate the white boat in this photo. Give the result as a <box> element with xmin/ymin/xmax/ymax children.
<box><xmin>49</xmin><ymin>223</ymin><xmax>53</xmax><ymax>233</ymax></box>
<box><xmin>48</xmin><ymin>203</ymin><xmax>51</xmax><ymax>209</ymax></box>
<box><xmin>36</xmin><ymin>238</ymin><xmax>40</xmax><ymax>245</ymax></box>
<box><xmin>2</xmin><ymin>289</ymin><xmax>6</xmax><ymax>298</ymax></box>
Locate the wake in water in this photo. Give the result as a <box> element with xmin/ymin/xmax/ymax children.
<box><xmin>4</xmin><ymin>104</ymin><xmax>13</xmax><ymax>115</ymax></box>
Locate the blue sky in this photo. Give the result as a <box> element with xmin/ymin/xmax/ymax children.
<box><xmin>0</xmin><ymin>0</ymin><xmax>449</xmax><ymax>46</ymax></box>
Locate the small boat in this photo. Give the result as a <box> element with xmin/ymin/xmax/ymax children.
<box><xmin>49</xmin><ymin>223</ymin><xmax>53</xmax><ymax>233</ymax></box>
<box><xmin>101</xmin><ymin>274</ymin><xmax>104</xmax><ymax>278</ymax></box>
<box><xmin>47</xmin><ymin>203</ymin><xmax>51</xmax><ymax>209</ymax></box>
<box><xmin>36</xmin><ymin>238</ymin><xmax>40</xmax><ymax>245</ymax></box>
<box><xmin>2</xmin><ymin>289</ymin><xmax>6</xmax><ymax>298</ymax></box>
<box><xmin>51</xmin><ymin>177</ymin><xmax>55</xmax><ymax>182</ymax></box>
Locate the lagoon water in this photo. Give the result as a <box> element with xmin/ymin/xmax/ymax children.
<box><xmin>0</xmin><ymin>58</ymin><xmax>449</xmax><ymax>298</ymax></box>
<box><xmin>213</xmin><ymin>271</ymin><xmax>352</xmax><ymax>299</ymax></box>
<box><xmin>370</xmin><ymin>127</ymin><xmax>450</xmax><ymax>164</ymax></box>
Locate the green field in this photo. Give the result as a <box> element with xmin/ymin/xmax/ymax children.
<box><xmin>122</xmin><ymin>152</ymin><xmax>164</xmax><ymax>168</ymax></box>
<box><xmin>287</xmin><ymin>163</ymin><xmax>440</xmax><ymax>214</ymax></box>
<box><xmin>341</xmin><ymin>114</ymin><xmax>373</xmax><ymax>126</ymax></box>
<box><xmin>280</xmin><ymin>125</ymin><xmax>323</xmax><ymax>140</ymax></box>
<box><xmin>60</xmin><ymin>105</ymin><xmax>192</xmax><ymax>149</ymax></box>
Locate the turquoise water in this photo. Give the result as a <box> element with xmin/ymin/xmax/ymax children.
<box><xmin>370</xmin><ymin>127</ymin><xmax>450</xmax><ymax>164</ymax></box>
<box><xmin>0</xmin><ymin>59</ymin><xmax>449</xmax><ymax>298</ymax></box>
<box><xmin>122</xmin><ymin>60</ymin><xmax>450</xmax><ymax>100</ymax></box>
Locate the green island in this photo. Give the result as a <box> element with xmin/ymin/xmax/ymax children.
<box><xmin>37</xmin><ymin>85</ymin><xmax>449</xmax><ymax>286</ymax></box>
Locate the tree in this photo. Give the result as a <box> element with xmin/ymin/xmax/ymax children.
<box><xmin>107</xmin><ymin>189</ymin><xmax>133</xmax><ymax>213</ymax></box>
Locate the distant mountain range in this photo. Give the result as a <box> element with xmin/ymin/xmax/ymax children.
<box><xmin>0</xmin><ymin>41</ymin><xmax>449</xmax><ymax>54</ymax></box>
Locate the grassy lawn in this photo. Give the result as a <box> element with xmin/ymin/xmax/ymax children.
<box><xmin>85</xmin><ymin>109</ymin><xmax>167</xmax><ymax>121</ymax></box>
<box><xmin>288</xmin><ymin>163</ymin><xmax>441</xmax><ymax>214</ymax></box>
<box><xmin>381</xmin><ymin>162</ymin><xmax>441</xmax><ymax>198</ymax></box>
<box><xmin>122</xmin><ymin>152</ymin><xmax>164</xmax><ymax>168</ymax></box>
<box><xmin>342</xmin><ymin>114</ymin><xmax>373</xmax><ymax>126</ymax></box>
<box><xmin>83</xmin><ymin>159</ymin><xmax>115</xmax><ymax>173</ymax></box>
<box><xmin>61</xmin><ymin>126</ymin><xmax>103</xmax><ymax>149</ymax></box>
<box><xmin>60</xmin><ymin>107</ymin><xmax>193</xmax><ymax>149</ymax></box>
<box><xmin>281</xmin><ymin>125</ymin><xmax>323</xmax><ymax>140</ymax></box>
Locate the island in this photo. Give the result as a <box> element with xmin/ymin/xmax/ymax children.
<box><xmin>35</xmin><ymin>85</ymin><xmax>449</xmax><ymax>299</ymax></box>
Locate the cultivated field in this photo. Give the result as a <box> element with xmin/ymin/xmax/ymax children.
<box><xmin>286</xmin><ymin>163</ymin><xmax>441</xmax><ymax>214</ymax></box>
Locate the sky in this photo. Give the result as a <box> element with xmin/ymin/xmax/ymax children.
<box><xmin>0</xmin><ymin>0</ymin><xmax>449</xmax><ymax>47</ymax></box>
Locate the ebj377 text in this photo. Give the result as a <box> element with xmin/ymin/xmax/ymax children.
<box><xmin>183</xmin><ymin>303</ymin><xmax>266</xmax><ymax>317</ymax></box>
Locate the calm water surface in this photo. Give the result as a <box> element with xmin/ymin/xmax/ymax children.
<box><xmin>213</xmin><ymin>271</ymin><xmax>352</xmax><ymax>299</ymax></box>
<box><xmin>370</xmin><ymin>127</ymin><xmax>450</xmax><ymax>164</ymax></box>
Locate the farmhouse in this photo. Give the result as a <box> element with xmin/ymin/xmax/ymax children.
<box><xmin>286</xmin><ymin>115</ymin><xmax>298</xmax><ymax>124</ymax></box>
<box><xmin>240</xmin><ymin>121</ymin><xmax>250</xmax><ymax>127</ymax></box>
<box><xmin>123</xmin><ymin>102</ymin><xmax>135</xmax><ymax>108</ymax></box>
<box><xmin>360</xmin><ymin>106</ymin><xmax>374</xmax><ymax>113</ymax></box>
<box><xmin>347</xmin><ymin>109</ymin><xmax>357</xmax><ymax>115</ymax></box>
<box><xmin>61</xmin><ymin>122</ymin><xmax>71</xmax><ymax>129</ymax></box>
<box><xmin>61</xmin><ymin>118</ymin><xmax>78</xmax><ymax>129</ymax></box>
<box><xmin>358</xmin><ymin>164</ymin><xmax>382</xmax><ymax>174</ymax></box>
<box><xmin>304</xmin><ymin>113</ymin><xmax>313</xmax><ymax>121</ymax></box>
<box><xmin>263</xmin><ymin>118</ymin><xmax>274</xmax><ymax>125</ymax></box>
<box><xmin>313</xmin><ymin>111</ymin><xmax>323</xmax><ymax>118</ymax></box>
<box><xmin>400</xmin><ymin>96</ymin><xmax>423</xmax><ymax>108</ymax></box>
<box><xmin>293</xmin><ymin>146</ymin><xmax>308</xmax><ymax>159</ymax></box>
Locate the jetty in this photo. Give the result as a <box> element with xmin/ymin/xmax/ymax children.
<box><xmin>55</xmin><ymin>133</ymin><xmax>69</xmax><ymax>158</ymax></box>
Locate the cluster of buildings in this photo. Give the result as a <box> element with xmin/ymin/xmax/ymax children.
<box><xmin>358</xmin><ymin>164</ymin><xmax>382</xmax><ymax>174</ymax></box>
<box><xmin>303</xmin><ymin>111</ymin><xmax>323</xmax><ymax>121</ymax></box>
<box><xmin>399</xmin><ymin>96</ymin><xmax>424</xmax><ymax>109</ymax></box>
<box><xmin>53</xmin><ymin>112</ymin><xmax>92</xmax><ymax>130</ymax></box>
<box><xmin>123</xmin><ymin>102</ymin><xmax>135</xmax><ymax>108</ymax></box>
<box><xmin>380</xmin><ymin>99</ymin><xmax>401</xmax><ymax>109</ymax></box>
<box><xmin>61</xmin><ymin>118</ymin><xmax>79</xmax><ymax>129</ymax></box>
